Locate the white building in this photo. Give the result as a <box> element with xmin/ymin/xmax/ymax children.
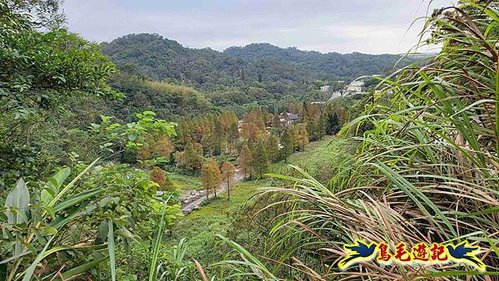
<box><xmin>320</xmin><ymin>85</ymin><xmax>330</xmax><ymax>92</ymax></box>
<box><xmin>346</xmin><ymin>80</ymin><xmax>364</xmax><ymax>93</ymax></box>
<box><xmin>329</xmin><ymin>91</ymin><xmax>343</xmax><ymax>100</ymax></box>
<box><xmin>329</xmin><ymin>78</ymin><xmax>366</xmax><ymax>100</ymax></box>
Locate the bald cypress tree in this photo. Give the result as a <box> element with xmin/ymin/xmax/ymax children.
<box><xmin>212</xmin><ymin>117</ymin><xmax>224</xmax><ymax>155</ymax></box>
<box><xmin>267</xmin><ymin>134</ymin><xmax>280</xmax><ymax>163</ymax></box>
<box><xmin>201</xmin><ymin>159</ymin><xmax>222</xmax><ymax>199</ymax></box>
<box><xmin>252</xmin><ymin>138</ymin><xmax>269</xmax><ymax>178</ymax></box>
<box><xmin>297</xmin><ymin>125</ymin><xmax>309</xmax><ymax>151</ymax></box>
<box><xmin>238</xmin><ymin>143</ymin><xmax>253</xmax><ymax>179</ymax></box>
<box><xmin>226</xmin><ymin>112</ymin><xmax>240</xmax><ymax>153</ymax></box>
<box><xmin>318</xmin><ymin>113</ymin><xmax>327</xmax><ymax>139</ymax></box>
<box><xmin>175</xmin><ymin>141</ymin><xmax>203</xmax><ymax>172</ymax></box>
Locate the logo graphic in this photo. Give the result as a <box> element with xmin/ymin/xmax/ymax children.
<box><xmin>338</xmin><ymin>240</ymin><xmax>485</xmax><ymax>271</ymax></box>
<box><xmin>338</xmin><ymin>240</ymin><xmax>377</xmax><ymax>269</ymax></box>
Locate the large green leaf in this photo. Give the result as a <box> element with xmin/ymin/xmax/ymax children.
<box><xmin>5</xmin><ymin>178</ymin><xmax>30</xmax><ymax>256</ymax></box>
<box><xmin>40</xmin><ymin>167</ymin><xmax>71</xmax><ymax>205</ymax></box>
<box><xmin>53</xmin><ymin>188</ymin><xmax>103</xmax><ymax>213</ymax></box>
<box><xmin>48</xmin><ymin>158</ymin><xmax>99</xmax><ymax>209</ymax></box>
<box><xmin>5</xmin><ymin>178</ymin><xmax>30</xmax><ymax>225</ymax></box>
<box><xmin>56</xmin><ymin>257</ymin><xmax>107</xmax><ymax>281</ymax></box>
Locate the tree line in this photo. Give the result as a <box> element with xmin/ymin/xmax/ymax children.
<box><xmin>165</xmin><ymin>102</ymin><xmax>349</xmax><ymax>197</ymax></box>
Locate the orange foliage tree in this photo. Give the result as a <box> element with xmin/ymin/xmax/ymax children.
<box><xmin>174</xmin><ymin>141</ymin><xmax>204</xmax><ymax>171</ymax></box>
<box><xmin>238</xmin><ymin>143</ymin><xmax>253</xmax><ymax>179</ymax></box>
<box><xmin>201</xmin><ymin>159</ymin><xmax>222</xmax><ymax>199</ymax></box>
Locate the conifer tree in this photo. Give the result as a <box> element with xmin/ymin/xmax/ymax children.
<box><xmin>154</xmin><ymin>133</ymin><xmax>174</xmax><ymax>158</ymax></box>
<box><xmin>221</xmin><ymin>111</ymin><xmax>239</xmax><ymax>150</ymax></box>
<box><xmin>252</xmin><ymin>138</ymin><xmax>269</xmax><ymax>178</ymax></box>
<box><xmin>221</xmin><ymin>162</ymin><xmax>236</xmax><ymax>201</ymax></box>
<box><xmin>241</xmin><ymin>109</ymin><xmax>267</xmax><ymax>141</ymax></box>
<box><xmin>201</xmin><ymin>159</ymin><xmax>222</xmax><ymax>199</ymax></box>
<box><xmin>175</xmin><ymin>141</ymin><xmax>204</xmax><ymax>171</ymax></box>
<box><xmin>150</xmin><ymin>166</ymin><xmax>166</xmax><ymax>186</ymax></box>
<box><xmin>307</xmin><ymin>121</ymin><xmax>319</xmax><ymax>141</ymax></box>
<box><xmin>267</xmin><ymin>133</ymin><xmax>280</xmax><ymax>163</ymax></box>
<box><xmin>211</xmin><ymin>117</ymin><xmax>225</xmax><ymax>155</ymax></box>
<box><xmin>289</xmin><ymin>102</ymin><xmax>303</xmax><ymax>115</ymax></box>
<box><xmin>297</xmin><ymin>125</ymin><xmax>309</xmax><ymax>151</ymax></box>
<box><xmin>199</xmin><ymin>116</ymin><xmax>213</xmax><ymax>149</ymax></box>
<box><xmin>137</xmin><ymin>140</ymin><xmax>152</xmax><ymax>161</ymax></box>
<box><xmin>301</xmin><ymin>105</ymin><xmax>310</xmax><ymax>123</ymax></box>
<box><xmin>306</xmin><ymin>103</ymin><xmax>321</xmax><ymax>121</ymax></box>
<box><xmin>177</xmin><ymin>118</ymin><xmax>193</xmax><ymax>146</ymax></box>
<box><xmin>289</xmin><ymin>125</ymin><xmax>299</xmax><ymax>151</ymax></box>
<box><xmin>327</xmin><ymin>112</ymin><xmax>340</xmax><ymax>135</ymax></box>
<box><xmin>150</xmin><ymin>166</ymin><xmax>174</xmax><ymax>191</ymax></box>
<box><xmin>227</xmin><ymin>121</ymin><xmax>240</xmax><ymax>152</ymax></box>
<box><xmin>271</xmin><ymin>114</ymin><xmax>282</xmax><ymax>128</ymax></box>
<box><xmin>238</xmin><ymin>143</ymin><xmax>253</xmax><ymax>179</ymax></box>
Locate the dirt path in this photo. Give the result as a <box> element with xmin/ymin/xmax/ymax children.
<box><xmin>181</xmin><ymin>168</ymin><xmax>245</xmax><ymax>213</ymax></box>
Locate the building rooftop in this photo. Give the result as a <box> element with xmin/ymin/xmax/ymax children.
<box><xmin>287</xmin><ymin>113</ymin><xmax>300</xmax><ymax>120</ymax></box>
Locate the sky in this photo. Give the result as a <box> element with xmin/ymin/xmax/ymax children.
<box><xmin>62</xmin><ymin>0</ymin><xmax>456</xmax><ymax>54</ymax></box>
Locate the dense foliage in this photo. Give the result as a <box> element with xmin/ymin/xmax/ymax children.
<box><xmin>107</xmin><ymin>74</ymin><xmax>215</xmax><ymax>122</ymax></box>
<box><xmin>100</xmin><ymin>33</ymin><xmax>409</xmax><ymax>113</ymax></box>
<box><xmin>211</xmin><ymin>1</ymin><xmax>499</xmax><ymax>280</ymax></box>
<box><xmin>224</xmin><ymin>43</ymin><xmax>405</xmax><ymax>80</ymax></box>
<box><xmin>4</xmin><ymin>0</ymin><xmax>496</xmax><ymax>280</ymax></box>
<box><xmin>0</xmin><ymin>0</ymin><xmax>116</xmax><ymax>188</ymax></box>
<box><xmin>102</xmin><ymin>34</ymin><xmax>404</xmax><ymax>86</ymax></box>
<box><xmin>0</xmin><ymin>2</ymin><xmax>182</xmax><ymax>280</ymax></box>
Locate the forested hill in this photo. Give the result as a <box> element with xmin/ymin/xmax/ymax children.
<box><xmin>101</xmin><ymin>33</ymin><xmax>405</xmax><ymax>89</ymax></box>
<box><xmin>224</xmin><ymin>43</ymin><xmax>402</xmax><ymax>79</ymax></box>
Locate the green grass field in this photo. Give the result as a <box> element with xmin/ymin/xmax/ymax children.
<box><xmin>282</xmin><ymin>135</ymin><xmax>335</xmax><ymax>166</ymax></box>
<box><xmin>169</xmin><ymin>173</ymin><xmax>203</xmax><ymax>192</ymax></box>
<box><xmin>270</xmin><ymin>135</ymin><xmax>346</xmax><ymax>184</ymax></box>
<box><xmin>168</xmin><ymin>179</ymin><xmax>264</xmax><ymax>262</ymax></box>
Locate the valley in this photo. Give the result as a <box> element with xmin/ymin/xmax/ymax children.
<box><xmin>170</xmin><ymin>136</ymin><xmax>337</xmax><ymax>266</ymax></box>
<box><xmin>1</xmin><ymin>1</ymin><xmax>498</xmax><ymax>280</ymax></box>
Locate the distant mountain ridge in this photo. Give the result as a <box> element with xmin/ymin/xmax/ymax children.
<box><xmin>101</xmin><ymin>33</ymin><xmax>407</xmax><ymax>90</ymax></box>
<box><xmin>224</xmin><ymin>43</ymin><xmax>403</xmax><ymax>78</ymax></box>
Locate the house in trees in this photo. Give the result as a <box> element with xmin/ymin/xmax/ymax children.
<box><xmin>279</xmin><ymin>112</ymin><xmax>300</xmax><ymax>127</ymax></box>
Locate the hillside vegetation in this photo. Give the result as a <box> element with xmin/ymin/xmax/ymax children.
<box><xmin>102</xmin><ymin>33</ymin><xmax>404</xmax><ymax>86</ymax></box>
<box><xmin>224</xmin><ymin>43</ymin><xmax>404</xmax><ymax>79</ymax></box>
<box><xmin>101</xmin><ymin>34</ymin><xmax>409</xmax><ymax>112</ymax></box>
<box><xmin>208</xmin><ymin>2</ymin><xmax>499</xmax><ymax>280</ymax></box>
<box><xmin>1</xmin><ymin>0</ymin><xmax>498</xmax><ymax>281</ymax></box>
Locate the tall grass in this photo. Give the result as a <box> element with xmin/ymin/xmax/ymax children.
<box><xmin>216</xmin><ymin>1</ymin><xmax>499</xmax><ymax>280</ymax></box>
